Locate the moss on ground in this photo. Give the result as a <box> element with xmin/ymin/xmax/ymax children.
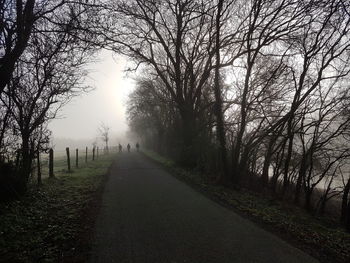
<box><xmin>0</xmin><ymin>153</ymin><xmax>116</xmax><ymax>263</ymax></box>
<box><xmin>143</xmin><ymin>150</ymin><xmax>350</xmax><ymax>263</ymax></box>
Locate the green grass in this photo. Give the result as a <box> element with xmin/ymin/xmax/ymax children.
<box><xmin>143</xmin><ymin>149</ymin><xmax>350</xmax><ymax>263</ymax></box>
<box><xmin>39</xmin><ymin>149</ymin><xmax>98</xmax><ymax>178</ymax></box>
<box><xmin>0</xmin><ymin>152</ymin><xmax>116</xmax><ymax>263</ymax></box>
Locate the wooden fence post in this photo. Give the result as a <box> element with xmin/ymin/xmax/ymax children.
<box><xmin>66</xmin><ymin>147</ymin><xmax>71</xmax><ymax>172</ymax></box>
<box><xmin>85</xmin><ymin>147</ymin><xmax>88</xmax><ymax>163</ymax></box>
<box><xmin>15</xmin><ymin>150</ymin><xmax>20</xmax><ymax>167</ymax></box>
<box><xmin>92</xmin><ymin>147</ymin><xmax>95</xmax><ymax>161</ymax></box>
<box><xmin>37</xmin><ymin>153</ymin><xmax>42</xmax><ymax>185</ymax></box>
<box><xmin>49</xmin><ymin>148</ymin><xmax>54</xmax><ymax>178</ymax></box>
<box><xmin>76</xmin><ymin>148</ymin><xmax>78</xmax><ymax>168</ymax></box>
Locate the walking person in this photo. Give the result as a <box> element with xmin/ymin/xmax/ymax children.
<box><xmin>118</xmin><ymin>143</ymin><xmax>122</xmax><ymax>152</ymax></box>
<box><xmin>127</xmin><ymin>143</ymin><xmax>131</xmax><ymax>152</ymax></box>
<box><xmin>136</xmin><ymin>142</ymin><xmax>140</xmax><ymax>152</ymax></box>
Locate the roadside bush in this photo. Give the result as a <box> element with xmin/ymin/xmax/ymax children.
<box><xmin>0</xmin><ymin>162</ymin><xmax>22</xmax><ymax>200</ymax></box>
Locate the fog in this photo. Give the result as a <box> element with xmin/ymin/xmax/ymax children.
<box><xmin>48</xmin><ymin>50</ymin><xmax>134</xmax><ymax>150</ymax></box>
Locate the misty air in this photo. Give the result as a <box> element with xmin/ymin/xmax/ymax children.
<box><xmin>1</xmin><ymin>1</ymin><xmax>350</xmax><ymax>263</ymax></box>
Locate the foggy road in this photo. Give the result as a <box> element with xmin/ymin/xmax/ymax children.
<box><xmin>90</xmin><ymin>152</ymin><xmax>318</xmax><ymax>263</ymax></box>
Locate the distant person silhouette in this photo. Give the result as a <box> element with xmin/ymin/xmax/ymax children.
<box><xmin>136</xmin><ymin>142</ymin><xmax>140</xmax><ymax>152</ymax></box>
<box><xmin>127</xmin><ymin>143</ymin><xmax>131</xmax><ymax>152</ymax></box>
<box><xmin>118</xmin><ymin>143</ymin><xmax>122</xmax><ymax>152</ymax></box>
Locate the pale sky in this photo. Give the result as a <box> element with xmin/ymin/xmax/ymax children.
<box><xmin>48</xmin><ymin>50</ymin><xmax>135</xmax><ymax>142</ymax></box>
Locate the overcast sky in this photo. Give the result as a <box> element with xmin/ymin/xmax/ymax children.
<box><xmin>48</xmin><ymin>50</ymin><xmax>135</xmax><ymax>142</ymax></box>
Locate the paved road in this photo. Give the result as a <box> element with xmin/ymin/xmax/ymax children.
<box><xmin>90</xmin><ymin>152</ymin><xmax>318</xmax><ymax>263</ymax></box>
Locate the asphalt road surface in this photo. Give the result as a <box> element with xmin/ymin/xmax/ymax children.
<box><xmin>90</xmin><ymin>152</ymin><xmax>318</xmax><ymax>263</ymax></box>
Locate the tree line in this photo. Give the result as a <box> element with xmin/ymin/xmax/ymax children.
<box><xmin>104</xmin><ymin>0</ymin><xmax>350</xmax><ymax>231</ymax></box>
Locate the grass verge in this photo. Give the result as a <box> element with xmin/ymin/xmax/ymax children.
<box><xmin>0</xmin><ymin>153</ymin><xmax>116</xmax><ymax>263</ymax></box>
<box><xmin>143</xmin><ymin>149</ymin><xmax>350</xmax><ymax>263</ymax></box>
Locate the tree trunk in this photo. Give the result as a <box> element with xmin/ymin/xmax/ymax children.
<box><xmin>179</xmin><ymin>105</ymin><xmax>197</xmax><ymax>167</ymax></box>
<box><xmin>318</xmin><ymin>195</ymin><xmax>328</xmax><ymax>216</ymax></box>
<box><xmin>319</xmin><ymin>199</ymin><xmax>326</xmax><ymax>216</ymax></box>
<box><xmin>346</xmin><ymin>202</ymin><xmax>350</xmax><ymax>232</ymax></box>
<box><xmin>304</xmin><ymin>188</ymin><xmax>313</xmax><ymax>212</ymax></box>
<box><xmin>261</xmin><ymin>137</ymin><xmax>275</xmax><ymax>187</ymax></box>
<box><xmin>282</xmin><ymin>130</ymin><xmax>294</xmax><ymax>196</ymax></box>
<box><xmin>213</xmin><ymin>0</ymin><xmax>228</xmax><ymax>184</ymax></box>
<box><xmin>19</xmin><ymin>135</ymin><xmax>32</xmax><ymax>193</ymax></box>
<box><xmin>270</xmin><ymin>140</ymin><xmax>286</xmax><ymax>194</ymax></box>
<box><xmin>238</xmin><ymin>148</ymin><xmax>250</xmax><ymax>184</ymax></box>
<box><xmin>341</xmin><ymin>178</ymin><xmax>350</xmax><ymax>224</ymax></box>
<box><xmin>295</xmin><ymin>154</ymin><xmax>308</xmax><ymax>205</ymax></box>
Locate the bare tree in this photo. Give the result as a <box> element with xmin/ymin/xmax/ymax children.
<box><xmin>212</xmin><ymin>0</ymin><xmax>229</xmax><ymax>183</ymax></box>
<box><xmin>93</xmin><ymin>0</ymin><xmax>232</xmax><ymax>165</ymax></box>
<box><xmin>0</xmin><ymin>0</ymin><xmax>37</xmax><ymax>93</ymax></box>
<box><xmin>99</xmin><ymin>123</ymin><xmax>110</xmax><ymax>154</ymax></box>
<box><xmin>1</xmin><ymin>8</ymin><xmax>92</xmax><ymax>192</ymax></box>
<box><xmin>0</xmin><ymin>0</ymin><xmax>86</xmax><ymax>94</ymax></box>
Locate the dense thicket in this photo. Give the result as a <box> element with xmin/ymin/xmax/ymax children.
<box><xmin>116</xmin><ymin>0</ymin><xmax>350</xmax><ymax>230</ymax></box>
